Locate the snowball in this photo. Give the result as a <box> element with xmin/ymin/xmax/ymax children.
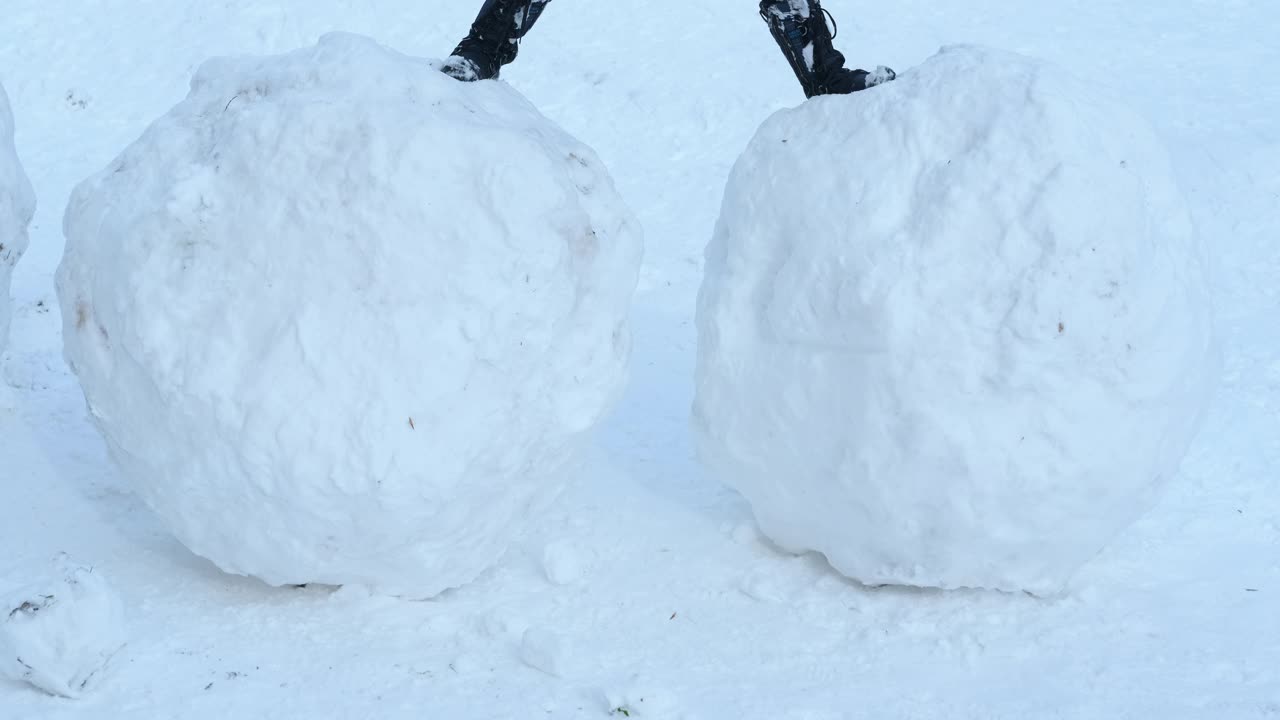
<box><xmin>0</xmin><ymin>555</ymin><xmax>126</xmax><ymax>698</ymax></box>
<box><xmin>56</xmin><ymin>33</ymin><xmax>642</xmax><ymax>597</ymax></box>
<box><xmin>520</xmin><ymin>626</ymin><xmax>568</xmax><ymax>677</ymax></box>
<box><xmin>541</xmin><ymin>539</ymin><xmax>591</xmax><ymax>585</ymax></box>
<box><xmin>0</xmin><ymin>83</ymin><xmax>36</xmax><ymax>355</ymax></box>
<box><xmin>694</xmin><ymin>46</ymin><xmax>1216</xmax><ymax>595</ymax></box>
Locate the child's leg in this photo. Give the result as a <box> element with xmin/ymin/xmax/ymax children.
<box><xmin>443</xmin><ymin>0</ymin><xmax>552</xmax><ymax>81</ymax></box>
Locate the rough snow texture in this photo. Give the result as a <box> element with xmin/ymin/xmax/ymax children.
<box><xmin>0</xmin><ymin>83</ymin><xmax>35</xmax><ymax>355</ymax></box>
<box><xmin>0</xmin><ymin>555</ymin><xmax>126</xmax><ymax>698</ymax></box>
<box><xmin>56</xmin><ymin>33</ymin><xmax>642</xmax><ymax>597</ymax></box>
<box><xmin>694</xmin><ymin>45</ymin><xmax>1216</xmax><ymax>595</ymax></box>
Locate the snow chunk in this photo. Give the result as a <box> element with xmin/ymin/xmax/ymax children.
<box><xmin>601</xmin><ymin>674</ymin><xmax>684</xmax><ymax>718</ymax></box>
<box><xmin>694</xmin><ymin>46</ymin><xmax>1216</xmax><ymax>595</ymax></box>
<box><xmin>0</xmin><ymin>83</ymin><xmax>35</xmax><ymax>355</ymax></box>
<box><xmin>541</xmin><ymin>538</ymin><xmax>592</xmax><ymax>585</ymax></box>
<box><xmin>520</xmin><ymin>626</ymin><xmax>568</xmax><ymax>677</ymax></box>
<box><xmin>56</xmin><ymin>34</ymin><xmax>642</xmax><ymax>598</ymax></box>
<box><xmin>0</xmin><ymin>555</ymin><xmax>126</xmax><ymax>698</ymax></box>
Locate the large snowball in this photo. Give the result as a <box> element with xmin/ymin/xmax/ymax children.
<box><xmin>1</xmin><ymin>83</ymin><xmax>35</xmax><ymax>355</ymax></box>
<box><xmin>694</xmin><ymin>46</ymin><xmax>1216</xmax><ymax>595</ymax></box>
<box><xmin>57</xmin><ymin>34</ymin><xmax>642</xmax><ymax>597</ymax></box>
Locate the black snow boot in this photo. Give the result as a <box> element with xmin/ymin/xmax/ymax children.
<box><xmin>759</xmin><ymin>0</ymin><xmax>895</xmax><ymax>98</ymax></box>
<box><xmin>442</xmin><ymin>0</ymin><xmax>552</xmax><ymax>81</ymax></box>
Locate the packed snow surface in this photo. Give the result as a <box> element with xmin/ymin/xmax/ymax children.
<box><xmin>695</xmin><ymin>45</ymin><xmax>1217</xmax><ymax>594</ymax></box>
<box><xmin>0</xmin><ymin>555</ymin><xmax>126</xmax><ymax>698</ymax></box>
<box><xmin>55</xmin><ymin>33</ymin><xmax>642</xmax><ymax>597</ymax></box>
<box><xmin>0</xmin><ymin>83</ymin><xmax>35</xmax><ymax>355</ymax></box>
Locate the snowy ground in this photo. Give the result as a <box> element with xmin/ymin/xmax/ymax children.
<box><xmin>1</xmin><ymin>0</ymin><xmax>1277</xmax><ymax>718</ymax></box>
